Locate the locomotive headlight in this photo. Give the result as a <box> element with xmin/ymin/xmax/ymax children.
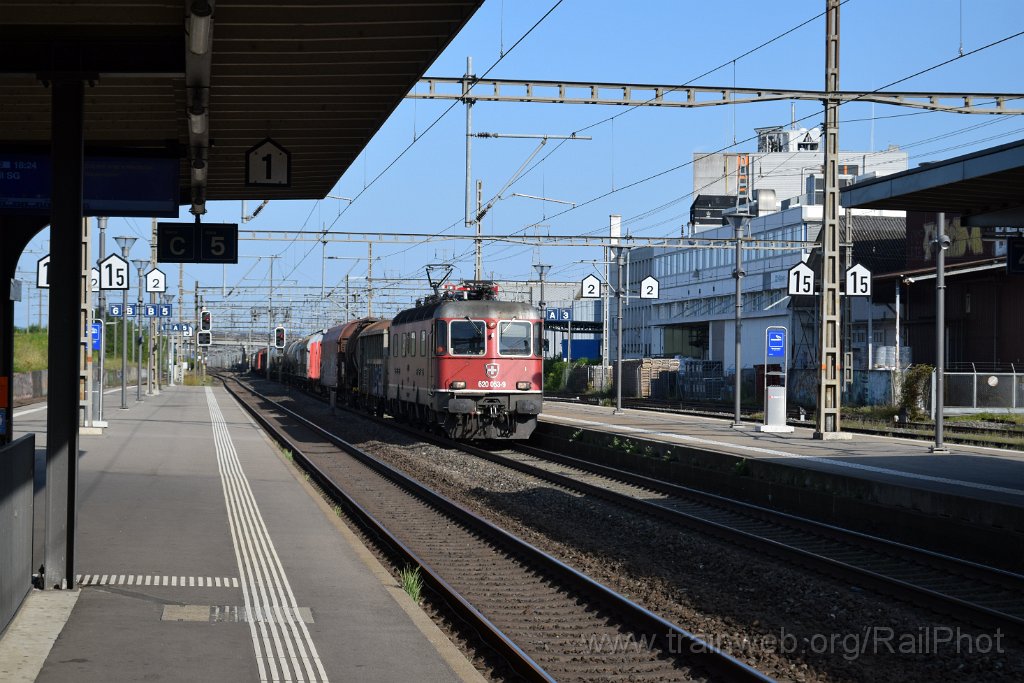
<box><xmin>516</xmin><ymin>381</ymin><xmax>531</xmax><ymax>391</ymax></box>
<box><xmin>449</xmin><ymin>380</ymin><xmax>466</xmax><ymax>390</ymax></box>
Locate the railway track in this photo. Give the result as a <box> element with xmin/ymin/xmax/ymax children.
<box><xmin>553</xmin><ymin>396</ymin><xmax>1024</xmax><ymax>448</ymax></box>
<box><xmin>220</xmin><ymin>374</ymin><xmax>773</xmax><ymax>683</ymax></box>
<box><xmin>440</xmin><ymin>438</ymin><xmax>1024</xmax><ymax>640</ymax></box>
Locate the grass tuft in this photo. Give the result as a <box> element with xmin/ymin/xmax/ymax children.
<box><xmin>398</xmin><ymin>566</ymin><xmax>423</xmax><ymax>602</ymax></box>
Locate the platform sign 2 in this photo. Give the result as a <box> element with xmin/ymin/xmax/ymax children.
<box><xmin>580</xmin><ymin>274</ymin><xmax>601</xmax><ymax>299</ymax></box>
<box><xmin>639</xmin><ymin>276</ymin><xmax>659</xmax><ymax>299</ymax></box>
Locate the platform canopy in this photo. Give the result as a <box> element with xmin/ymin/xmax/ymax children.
<box><xmin>0</xmin><ymin>0</ymin><xmax>482</xmax><ymax>206</ymax></box>
<box><xmin>841</xmin><ymin>138</ymin><xmax>1024</xmax><ymax>227</ymax></box>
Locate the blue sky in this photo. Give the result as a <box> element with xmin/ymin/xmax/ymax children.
<box><xmin>14</xmin><ymin>0</ymin><xmax>1024</xmax><ymax>331</ymax></box>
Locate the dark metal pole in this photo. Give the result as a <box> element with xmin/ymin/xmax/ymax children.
<box><xmin>932</xmin><ymin>213</ymin><xmax>949</xmax><ymax>453</ymax></box>
<box><xmin>97</xmin><ymin>217</ymin><xmax>107</xmax><ymax>420</ymax></box>
<box><xmin>121</xmin><ymin>263</ymin><xmax>129</xmax><ymax>409</ymax></box>
<box><xmin>44</xmin><ymin>77</ymin><xmax>85</xmax><ymax>590</ymax></box>
<box><xmin>733</xmin><ymin>218</ymin><xmax>744</xmax><ymax>427</ymax></box>
<box><xmin>614</xmin><ymin>247</ymin><xmax>625</xmax><ymax>415</ymax></box>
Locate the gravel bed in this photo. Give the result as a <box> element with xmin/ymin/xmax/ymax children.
<box><xmin>257</xmin><ymin>381</ymin><xmax>1024</xmax><ymax>682</ymax></box>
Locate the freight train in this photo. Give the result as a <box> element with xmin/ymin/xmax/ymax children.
<box><xmin>260</xmin><ymin>282</ymin><xmax>543</xmax><ymax>439</ymax></box>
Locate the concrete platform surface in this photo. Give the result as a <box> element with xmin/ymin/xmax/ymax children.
<box><xmin>5</xmin><ymin>384</ymin><xmax>482</xmax><ymax>683</ymax></box>
<box><xmin>541</xmin><ymin>401</ymin><xmax>1024</xmax><ymax>507</ymax></box>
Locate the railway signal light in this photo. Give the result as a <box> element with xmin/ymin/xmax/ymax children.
<box><xmin>197</xmin><ymin>331</ymin><xmax>212</xmax><ymax>347</ymax></box>
<box><xmin>200</xmin><ymin>309</ymin><xmax>212</xmax><ymax>331</ymax></box>
<box><xmin>274</xmin><ymin>326</ymin><xmax>286</xmax><ymax>349</ymax></box>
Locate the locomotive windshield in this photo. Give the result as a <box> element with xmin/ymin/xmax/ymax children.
<box><xmin>450</xmin><ymin>319</ymin><xmax>486</xmax><ymax>355</ymax></box>
<box><xmin>498</xmin><ymin>320</ymin><xmax>532</xmax><ymax>356</ymax></box>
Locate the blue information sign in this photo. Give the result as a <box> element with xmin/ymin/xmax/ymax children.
<box><xmin>0</xmin><ymin>154</ymin><xmax>178</xmax><ymax>217</ymax></box>
<box><xmin>0</xmin><ymin>409</ymin><xmax>6</xmax><ymax>436</ymax></box>
<box><xmin>125</xmin><ymin>304</ymin><xmax>136</xmax><ymax>317</ymax></box>
<box><xmin>543</xmin><ymin>307</ymin><xmax>573</xmax><ymax>322</ymax></box>
<box><xmin>109</xmin><ymin>304</ymin><xmax>122</xmax><ymax>317</ymax></box>
<box><xmin>766</xmin><ymin>328</ymin><xmax>786</xmax><ymax>358</ymax></box>
<box><xmin>91</xmin><ymin>322</ymin><xmax>102</xmax><ymax>351</ymax></box>
<box><xmin>159</xmin><ymin>304</ymin><xmax>173</xmax><ymax>317</ymax></box>
<box><xmin>144</xmin><ymin>304</ymin><xmax>158</xmax><ymax>317</ymax></box>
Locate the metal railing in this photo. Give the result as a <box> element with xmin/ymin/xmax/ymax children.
<box><xmin>943</xmin><ymin>363</ymin><xmax>1023</xmax><ymax>413</ymax></box>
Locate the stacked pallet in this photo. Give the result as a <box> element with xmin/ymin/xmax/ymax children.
<box><xmin>614</xmin><ymin>358</ymin><xmax>681</xmax><ymax>398</ymax></box>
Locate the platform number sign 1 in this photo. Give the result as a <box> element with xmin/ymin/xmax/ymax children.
<box><xmin>845</xmin><ymin>263</ymin><xmax>872</xmax><ymax>297</ymax></box>
<box><xmin>36</xmin><ymin>255</ymin><xmax>50</xmax><ymax>288</ymax></box>
<box><xmin>246</xmin><ymin>138</ymin><xmax>291</xmax><ymax>187</ymax></box>
<box><xmin>580</xmin><ymin>274</ymin><xmax>601</xmax><ymax>299</ymax></box>
<box><xmin>787</xmin><ymin>262</ymin><xmax>815</xmax><ymax>296</ymax></box>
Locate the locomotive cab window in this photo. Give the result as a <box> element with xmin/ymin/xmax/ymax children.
<box><xmin>450</xmin><ymin>319</ymin><xmax>486</xmax><ymax>356</ymax></box>
<box><xmin>435</xmin><ymin>320</ymin><xmax>448</xmax><ymax>355</ymax></box>
<box><xmin>498</xmin><ymin>320</ymin><xmax>532</xmax><ymax>356</ymax></box>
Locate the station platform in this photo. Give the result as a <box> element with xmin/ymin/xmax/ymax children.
<box><xmin>538</xmin><ymin>401</ymin><xmax>1024</xmax><ymax>568</ymax></box>
<box><xmin>541</xmin><ymin>401</ymin><xmax>1024</xmax><ymax>506</ymax></box>
<box><xmin>1</xmin><ymin>385</ymin><xmax>482</xmax><ymax>683</ymax></box>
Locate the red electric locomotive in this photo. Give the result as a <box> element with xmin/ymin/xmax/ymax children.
<box><xmin>380</xmin><ymin>282</ymin><xmax>543</xmax><ymax>439</ymax></box>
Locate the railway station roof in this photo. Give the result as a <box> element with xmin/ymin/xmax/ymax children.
<box><xmin>0</xmin><ymin>0</ymin><xmax>482</xmax><ymax>206</ymax></box>
<box><xmin>840</xmin><ymin>138</ymin><xmax>1024</xmax><ymax>227</ymax></box>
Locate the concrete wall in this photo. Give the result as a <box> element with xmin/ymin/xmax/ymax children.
<box><xmin>14</xmin><ymin>368</ymin><xmax>150</xmax><ymax>403</ymax></box>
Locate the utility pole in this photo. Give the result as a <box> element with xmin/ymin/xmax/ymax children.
<box><xmin>149</xmin><ymin>217</ymin><xmax>157</xmax><ymax>395</ymax></box>
<box><xmin>931</xmin><ymin>213</ymin><xmax>950</xmax><ymax>454</ymax></box>
<box><xmin>133</xmin><ymin>259</ymin><xmax>148</xmax><ymax>401</ymax></box>
<box><xmin>177</xmin><ymin>262</ymin><xmax>184</xmax><ymax>381</ymax></box>
<box><xmin>366</xmin><ymin>243</ymin><xmax>373</xmax><ymax>317</ymax></box>
<box><xmin>114</xmin><ymin>235</ymin><xmax>136</xmax><ymax>409</ymax></box>
<box><xmin>464</xmin><ymin>56</ymin><xmax>475</xmax><ymax>279</ymax></box>
<box><xmin>726</xmin><ymin>211</ymin><xmax>751</xmax><ymax>428</ymax></box>
<box><xmin>815</xmin><ymin>0</ymin><xmax>850</xmax><ymax>440</ymax></box>
<box><xmin>267</xmin><ymin>257</ymin><xmax>275</xmax><ymax>380</ymax></box>
<box><xmin>97</xmin><ymin>217</ymin><xmax>107</xmax><ymax>421</ymax></box>
<box><xmin>475</xmin><ymin>179</ymin><xmax>483</xmax><ymax>279</ymax></box>
<box><xmin>613</xmin><ymin>247</ymin><xmax>626</xmax><ymax>415</ymax></box>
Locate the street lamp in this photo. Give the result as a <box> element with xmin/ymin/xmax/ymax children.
<box><xmin>113</xmin><ymin>236</ymin><xmax>136</xmax><ymax>409</ymax></box>
<box><xmin>725</xmin><ymin>211</ymin><xmax>753</xmax><ymax>429</ymax></box>
<box><xmin>931</xmin><ymin>214</ymin><xmax>951</xmax><ymax>454</ymax></box>
<box><xmin>132</xmin><ymin>259</ymin><xmax>148</xmax><ymax>401</ymax></box>
<box><xmin>163</xmin><ymin>293</ymin><xmax>176</xmax><ymax>387</ymax></box>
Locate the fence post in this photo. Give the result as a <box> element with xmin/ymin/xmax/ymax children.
<box><xmin>930</xmin><ymin>369</ymin><xmax>936</xmax><ymax>421</ymax></box>
<box><xmin>1013</xmin><ymin>363</ymin><xmax>1018</xmax><ymax>410</ymax></box>
<box><xmin>972</xmin><ymin>362</ymin><xmax>978</xmax><ymax>409</ymax></box>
